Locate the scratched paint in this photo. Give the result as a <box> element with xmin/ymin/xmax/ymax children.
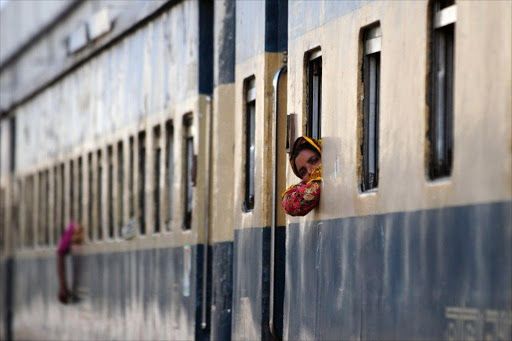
<box><xmin>284</xmin><ymin>201</ymin><xmax>512</xmax><ymax>340</ymax></box>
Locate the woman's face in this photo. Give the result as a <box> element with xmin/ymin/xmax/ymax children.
<box><xmin>295</xmin><ymin>149</ymin><xmax>321</xmax><ymax>182</ymax></box>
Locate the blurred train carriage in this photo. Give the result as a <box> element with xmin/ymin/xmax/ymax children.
<box><xmin>0</xmin><ymin>0</ymin><xmax>510</xmax><ymax>340</ymax></box>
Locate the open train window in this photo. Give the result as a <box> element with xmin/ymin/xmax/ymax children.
<box><xmin>25</xmin><ymin>175</ymin><xmax>34</xmax><ymax>248</ymax></box>
<box><xmin>428</xmin><ymin>0</ymin><xmax>456</xmax><ymax>179</ymax></box>
<box><xmin>244</xmin><ymin>76</ymin><xmax>256</xmax><ymax>212</ymax></box>
<box><xmin>153</xmin><ymin>126</ymin><xmax>161</xmax><ymax>234</ymax></box>
<box><xmin>129</xmin><ymin>136</ymin><xmax>135</xmax><ymax>219</ymax></box>
<box><xmin>70</xmin><ymin>160</ymin><xmax>74</xmax><ymax>223</ymax></box>
<box><xmin>138</xmin><ymin>131</ymin><xmax>147</xmax><ymax>235</ymax></box>
<box><xmin>360</xmin><ymin>23</ymin><xmax>381</xmax><ymax>192</ymax></box>
<box><xmin>117</xmin><ymin>141</ymin><xmax>124</xmax><ymax>237</ymax></box>
<box><xmin>78</xmin><ymin>156</ymin><xmax>83</xmax><ymax>225</ymax></box>
<box><xmin>60</xmin><ymin>163</ymin><xmax>65</xmax><ymax>236</ymax></box>
<box><xmin>183</xmin><ymin>114</ymin><xmax>195</xmax><ymax>230</ymax></box>
<box><xmin>87</xmin><ymin>153</ymin><xmax>93</xmax><ymax>241</ymax></box>
<box><xmin>165</xmin><ymin>121</ymin><xmax>174</xmax><ymax>231</ymax></box>
<box><xmin>107</xmin><ymin>145</ymin><xmax>114</xmax><ymax>239</ymax></box>
<box><xmin>54</xmin><ymin>166</ymin><xmax>60</xmax><ymax>243</ymax></box>
<box><xmin>96</xmin><ymin>152</ymin><xmax>103</xmax><ymax>240</ymax></box>
<box><xmin>44</xmin><ymin>170</ymin><xmax>50</xmax><ymax>246</ymax></box>
<box><xmin>38</xmin><ymin>171</ymin><xmax>48</xmax><ymax>246</ymax></box>
<box><xmin>306</xmin><ymin>49</ymin><xmax>322</xmax><ymax>140</ymax></box>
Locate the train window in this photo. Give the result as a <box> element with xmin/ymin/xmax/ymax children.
<box><xmin>183</xmin><ymin>114</ymin><xmax>195</xmax><ymax>230</ymax></box>
<box><xmin>97</xmin><ymin>151</ymin><xmax>103</xmax><ymax>240</ymax></box>
<box><xmin>244</xmin><ymin>76</ymin><xmax>256</xmax><ymax>212</ymax></box>
<box><xmin>9</xmin><ymin>117</ymin><xmax>15</xmax><ymax>173</ymax></box>
<box><xmin>138</xmin><ymin>131</ymin><xmax>146</xmax><ymax>235</ymax></box>
<box><xmin>306</xmin><ymin>49</ymin><xmax>322</xmax><ymax>140</ymax></box>
<box><xmin>70</xmin><ymin>160</ymin><xmax>74</xmax><ymax>222</ymax></box>
<box><xmin>37</xmin><ymin>171</ymin><xmax>45</xmax><ymax>245</ymax></box>
<box><xmin>44</xmin><ymin>170</ymin><xmax>50</xmax><ymax>246</ymax></box>
<box><xmin>165</xmin><ymin>121</ymin><xmax>174</xmax><ymax>231</ymax></box>
<box><xmin>25</xmin><ymin>175</ymin><xmax>34</xmax><ymax>247</ymax></box>
<box><xmin>117</xmin><ymin>141</ymin><xmax>124</xmax><ymax>237</ymax></box>
<box><xmin>60</xmin><ymin>163</ymin><xmax>65</xmax><ymax>235</ymax></box>
<box><xmin>87</xmin><ymin>153</ymin><xmax>93</xmax><ymax>241</ymax></box>
<box><xmin>428</xmin><ymin>0</ymin><xmax>456</xmax><ymax>179</ymax></box>
<box><xmin>78</xmin><ymin>157</ymin><xmax>83</xmax><ymax>224</ymax></box>
<box><xmin>14</xmin><ymin>179</ymin><xmax>22</xmax><ymax>249</ymax></box>
<box><xmin>129</xmin><ymin>136</ymin><xmax>135</xmax><ymax>218</ymax></box>
<box><xmin>360</xmin><ymin>23</ymin><xmax>381</xmax><ymax>192</ymax></box>
<box><xmin>53</xmin><ymin>166</ymin><xmax>59</xmax><ymax>243</ymax></box>
<box><xmin>153</xmin><ymin>125</ymin><xmax>161</xmax><ymax>234</ymax></box>
<box><xmin>107</xmin><ymin>145</ymin><xmax>114</xmax><ymax>239</ymax></box>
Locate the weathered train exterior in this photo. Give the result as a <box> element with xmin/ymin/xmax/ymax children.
<box><xmin>1</xmin><ymin>0</ymin><xmax>510</xmax><ymax>340</ymax></box>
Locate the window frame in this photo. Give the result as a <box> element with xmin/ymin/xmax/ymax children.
<box><xmin>243</xmin><ymin>76</ymin><xmax>256</xmax><ymax>212</ymax></box>
<box><xmin>428</xmin><ymin>0</ymin><xmax>456</xmax><ymax>180</ymax></box>
<box><xmin>360</xmin><ymin>23</ymin><xmax>382</xmax><ymax>193</ymax></box>
<box><xmin>305</xmin><ymin>49</ymin><xmax>322</xmax><ymax>140</ymax></box>
<box><xmin>182</xmin><ymin>114</ymin><xmax>195</xmax><ymax>230</ymax></box>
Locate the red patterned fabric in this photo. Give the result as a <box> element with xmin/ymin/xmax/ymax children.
<box><xmin>281</xmin><ymin>180</ymin><xmax>321</xmax><ymax>217</ymax></box>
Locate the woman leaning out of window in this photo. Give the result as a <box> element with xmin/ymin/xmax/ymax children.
<box><xmin>282</xmin><ymin>136</ymin><xmax>322</xmax><ymax>216</ymax></box>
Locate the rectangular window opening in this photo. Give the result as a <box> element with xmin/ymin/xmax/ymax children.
<box><xmin>44</xmin><ymin>170</ymin><xmax>50</xmax><ymax>246</ymax></box>
<box><xmin>361</xmin><ymin>24</ymin><xmax>381</xmax><ymax>192</ymax></box>
<box><xmin>117</xmin><ymin>141</ymin><xmax>124</xmax><ymax>237</ymax></box>
<box><xmin>153</xmin><ymin>126</ymin><xmax>161</xmax><ymax>234</ymax></box>
<box><xmin>244</xmin><ymin>76</ymin><xmax>256</xmax><ymax>212</ymax></box>
<box><xmin>97</xmin><ymin>151</ymin><xmax>103</xmax><ymax>240</ymax></box>
<box><xmin>138</xmin><ymin>131</ymin><xmax>146</xmax><ymax>235</ymax></box>
<box><xmin>25</xmin><ymin>175</ymin><xmax>34</xmax><ymax>248</ymax></box>
<box><xmin>69</xmin><ymin>160</ymin><xmax>74</xmax><ymax>222</ymax></box>
<box><xmin>38</xmin><ymin>171</ymin><xmax>45</xmax><ymax>246</ymax></box>
<box><xmin>129</xmin><ymin>137</ymin><xmax>135</xmax><ymax>218</ymax></box>
<box><xmin>183</xmin><ymin>114</ymin><xmax>194</xmax><ymax>229</ymax></box>
<box><xmin>78</xmin><ymin>157</ymin><xmax>83</xmax><ymax>224</ymax></box>
<box><xmin>87</xmin><ymin>153</ymin><xmax>93</xmax><ymax>241</ymax></box>
<box><xmin>428</xmin><ymin>0</ymin><xmax>456</xmax><ymax>179</ymax></box>
<box><xmin>60</xmin><ymin>163</ymin><xmax>65</xmax><ymax>235</ymax></box>
<box><xmin>107</xmin><ymin>145</ymin><xmax>114</xmax><ymax>239</ymax></box>
<box><xmin>54</xmin><ymin>166</ymin><xmax>59</xmax><ymax>244</ymax></box>
<box><xmin>165</xmin><ymin>121</ymin><xmax>174</xmax><ymax>231</ymax></box>
<box><xmin>306</xmin><ymin>50</ymin><xmax>322</xmax><ymax>140</ymax></box>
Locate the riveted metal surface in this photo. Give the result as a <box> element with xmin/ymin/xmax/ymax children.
<box><xmin>284</xmin><ymin>201</ymin><xmax>512</xmax><ymax>340</ymax></box>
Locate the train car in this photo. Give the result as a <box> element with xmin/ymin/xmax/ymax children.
<box><xmin>1</xmin><ymin>0</ymin><xmax>215</xmax><ymax>339</ymax></box>
<box><xmin>1</xmin><ymin>0</ymin><xmax>511</xmax><ymax>340</ymax></box>
<box><xmin>279</xmin><ymin>1</ymin><xmax>511</xmax><ymax>339</ymax></box>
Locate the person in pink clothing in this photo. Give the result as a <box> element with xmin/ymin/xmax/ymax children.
<box><xmin>56</xmin><ymin>221</ymin><xmax>84</xmax><ymax>304</ymax></box>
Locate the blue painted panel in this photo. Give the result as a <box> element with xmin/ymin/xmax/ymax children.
<box><xmin>289</xmin><ymin>0</ymin><xmax>373</xmax><ymax>40</ymax></box>
<box><xmin>210</xmin><ymin>241</ymin><xmax>233</xmax><ymax>341</ymax></box>
<box><xmin>232</xmin><ymin>227</ymin><xmax>271</xmax><ymax>339</ymax></box>
<box><xmin>265</xmin><ymin>0</ymin><xmax>288</xmax><ymax>53</ymax></box>
<box><xmin>199</xmin><ymin>0</ymin><xmax>214</xmax><ymax>95</ymax></box>
<box><xmin>11</xmin><ymin>245</ymin><xmax>206</xmax><ymax>340</ymax></box>
<box><xmin>285</xmin><ymin>201</ymin><xmax>512</xmax><ymax>340</ymax></box>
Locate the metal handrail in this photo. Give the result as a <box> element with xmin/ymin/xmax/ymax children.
<box><xmin>201</xmin><ymin>95</ymin><xmax>212</xmax><ymax>330</ymax></box>
<box><xmin>270</xmin><ymin>65</ymin><xmax>287</xmax><ymax>338</ymax></box>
